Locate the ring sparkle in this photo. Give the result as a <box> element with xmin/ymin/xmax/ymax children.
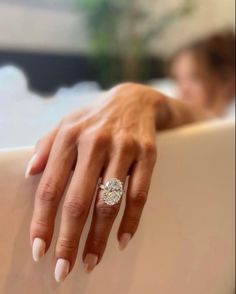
<box><xmin>99</xmin><ymin>178</ymin><xmax>124</xmax><ymax>206</ymax></box>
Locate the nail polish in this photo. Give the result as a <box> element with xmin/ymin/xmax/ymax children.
<box><xmin>32</xmin><ymin>238</ymin><xmax>46</xmax><ymax>262</ymax></box>
<box><xmin>119</xmin><ymin>233</ymin><xmax>132</xmax><ymax>250</ymax></box>
<box><xmin>25</xmin><ymin>153</ymin><xmax>37</xmax><ymax>178</ymax></box>
<box><xmin>84</xmin><ymin>254</ymin><xmax>98</xmax><ymax>273</ymax></box>
<box><xmin>55</xmin><ymin>258</ymin><xmax>70</xmax><ymax>283</ymax></box>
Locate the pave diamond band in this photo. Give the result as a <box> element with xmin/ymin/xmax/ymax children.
<box><xmin>99</xmin><ymin>178</ymin><xmax>124</xmax><ymax>206</ymax></box>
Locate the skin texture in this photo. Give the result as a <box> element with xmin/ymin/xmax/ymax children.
<box><xmin>28</xmin><ymin>83</ymin><xmax>213</xmax><ymax>280</ymax></box>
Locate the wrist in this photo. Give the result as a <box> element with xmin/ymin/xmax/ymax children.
<box><xmin>148</xmin><ymin>89</ymin><xmax>172</xmax><ymax>130</ymax></box>
<box><xmin>134</xmin><ymin>85</ymin><xmax>172</xmax><ymax>131</ymax></box>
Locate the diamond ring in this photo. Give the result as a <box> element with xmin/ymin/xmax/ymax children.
<box><xmin>99</xmin><ymin>178</ymin><xmax>124</xmax><ymax>206</ymax></box>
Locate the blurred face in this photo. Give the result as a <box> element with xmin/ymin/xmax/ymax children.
<box><xmin>170</xmin><ymin>51</ymin><xmax>211</xmax><ymax>107</ymax></box>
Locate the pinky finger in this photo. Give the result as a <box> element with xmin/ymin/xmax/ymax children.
<box><xmin>117</xmin><ymin>156</ymin><xmax>156</xmax><ymax>250</ymax></box>
<box><xmin>25</xmin><ymin>127</ymin><xmax>59</xmax><ymax>178</ymax></box>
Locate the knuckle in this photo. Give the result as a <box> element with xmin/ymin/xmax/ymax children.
<box><xmin>126</xmin><ymin>216</ymin><xmax>139</xmax><ymax>226</ymax></box>
<box><xmin>37</xmin><ymin>181</ymin><xmax>59</xmax><ymax>204</ymax></box>
<box><xmin>58</xmin><ymin>125</ymin><xmax>78</xmax><ymax>145</ymax></box>
<box><xmin>88</xmin><ymin>237</ymin><xmax>107</xmax><ymax>250</ymax></box>
<box><xmin>117</xmin><ymin>135</ymin><xmax>138</xmax><ymax>156</ymax></box>
<box><xmin>96</xmin><ymin>203</ymin><xmax>119</xmax><ymax>220</ymax></box>
<box><xmin>93</xmin><ymin>132</ymin><xmax>111</xmax><ymax>150</ymax></box>
<box><xmin>57</xmin><ymin>237</ymin><xmax>77</xmax><ymax>252</ymax></box>
<box><xmin>63</xmin><ymin>200</ymin><xmax>87</xmax><ymax>220</ymax></box>
<box><xmin>130</xmin><ymin>191</ymin><xmax>148</xmax><ymax>208</ymax></box>
<box><xmin>33</xmin><ymin>218</ymin><xmax>50</xmax><ymax>230</ymax></box>
<box><xmin>141</xmin><ymin>140</ymin><xmax>157</xmax><ymax>159</ymax></box>
<box><xmin>124</xmin><ymin>217</ymin><xmax>139</xmax><ymax>231</ymax></box>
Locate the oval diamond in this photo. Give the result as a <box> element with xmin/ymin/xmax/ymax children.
<box><xmin>102</xmin><ymin>178</ymin><xmax>124</xmax><ymax>206</ymax></box>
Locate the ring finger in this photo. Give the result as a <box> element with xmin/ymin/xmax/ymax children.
<box><xmin>82</xmin><ymin>143</ymin><xmax>135</xmax><ymax>272</ymax></box>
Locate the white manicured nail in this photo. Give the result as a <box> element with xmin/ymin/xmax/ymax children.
<box><xmin>55</xmin><ymin>258</ymin><xmax>70</xmax><ymax>283</ymax></box>
<box><xmin>119</xmin><ymin>233</ymin><xmax>132</xmax><ymax>250</ymax></box>
<box><xmin>32</xmin><ymin>238</ymin><xmax>46</xmax><ymax>262</ymax></box>
<box><xmin>25</xmin><ymin>153</ymin><xmax>37</xmax><ymax>178</ymax></box>
<box><xmin>84</xmin><ymin>254</ymin><xmax>98</xmax><ymax>273</ymax></box>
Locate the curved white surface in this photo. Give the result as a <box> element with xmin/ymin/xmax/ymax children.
<box><xmin>0</xmin><ymin>120</ymin><xmax>235</xmax><ymax>294</ymax></box>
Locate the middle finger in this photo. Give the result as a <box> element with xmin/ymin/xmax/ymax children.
<box><xmin>54</xmin><ymin>137</ymin><xmax>107</xmax><ymax>282</ymax></box>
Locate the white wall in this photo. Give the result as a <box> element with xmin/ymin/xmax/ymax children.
<box><xmin>0</xmin><ymin>2</ymin><xmax>88</xmax><ymax>54</ymax></box>
<box><xmin>0</xmin><ymin>0</ymin><xmax>235</xmax><ymax>56</ymax></box>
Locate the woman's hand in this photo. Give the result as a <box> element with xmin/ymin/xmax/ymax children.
<box><xmin>26</xmin><ymin>83</ymin><xmax>165</xmax><ymax>282</ymax></box>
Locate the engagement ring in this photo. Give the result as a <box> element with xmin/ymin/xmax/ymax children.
<box><xmin>99</xmin><ymin>178</ymin><xmax>124</xmax><ymax>206</ymax></box>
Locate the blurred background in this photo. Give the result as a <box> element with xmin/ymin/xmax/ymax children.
<box><xmin>0</xmin><ymin>0</ymin><xmax>235</xmax><ymax>94</ymax></box>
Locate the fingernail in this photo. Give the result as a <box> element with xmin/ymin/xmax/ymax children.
<box><xmin>119</xmin><ymin>233</ymin><xmax>132</xmax><ymax>250</ymax></box>
<box><xmin>55</xmin><ymin>258</ymin><xmax>70</xmax><ymax>283</ymax></box>
<box><xmin>84</xmin><ymin>253</ymin><xmax>98</xmax><ymax>273</ymax></box>
<box><xmin>32</xmin><ymin>238</ymin><xmax>46</xmax><ymax>262</ymax></box>
<box><xmin>25</xmin><ymin>153</ymin><xmax>37</xmax><ymax>179</ymax></box>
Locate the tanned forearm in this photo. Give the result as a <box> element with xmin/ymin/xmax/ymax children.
<box><xmin>109</xmin><ymin>82</ymin><xmax>215</xmax><ymax>131</ymax></box>
<box><xmin>154</xmin><ymin>92</ymin><xmax>215</xmax><ymax>131</ymax></box>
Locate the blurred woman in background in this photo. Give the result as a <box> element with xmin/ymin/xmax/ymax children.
<box><xmin>169</xmin><ymin>30</ymin><xmax>235</xmax><ymax>117</ymax></box>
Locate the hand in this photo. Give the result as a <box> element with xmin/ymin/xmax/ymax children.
<box><xmin>26</xmin><ymin>83</ymin><xmax>164</xmax><ymax>282</ymax></box>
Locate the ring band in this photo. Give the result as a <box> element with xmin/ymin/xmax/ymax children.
<box><xmin>99</xmin><ymin>178</ymin><xmax>124</xmax><ymax>206</ymax></box>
